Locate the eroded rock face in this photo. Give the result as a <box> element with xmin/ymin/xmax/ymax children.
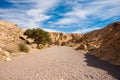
<box><xmin>0</xmin><ymin>20</ymin><xmax>23</xmax><ymax>48</ymax></box>
<box><xmin>91</xmin><ymin>22</ymin><xmax>120</xmax><ymax>66</ymax></box>
<box><xmin>49</xmin><ymin>32</ymin><xmax>83</xmax><ymax>46</ymax></box>
<box><xmin>0</xmin><ymin>20</ymin><xmax>23</xmax><ymax>60</ymax></box>
<box><xmin>76</xmin><ymin>22</ymin><xmax>120</xmax><ymax>66</ymax></box>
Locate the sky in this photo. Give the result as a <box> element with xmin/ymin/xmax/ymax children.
<box><xmin>0</xmin><ymin>0</ymin><xmax>120</xmax><ymax>33</ymax></box>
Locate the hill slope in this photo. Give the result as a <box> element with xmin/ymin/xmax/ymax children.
<box><xmin>0</xmin><ymin>20</ymin><xmax>24</xmax><ymax>61</ymax></box>
<box><xmin>92</xmin><ymin>22</ymin><xmax>120</xmax><ymax>65</ymax></box>
<box><xmin>0</xmin><ymin>20</ymin><xmax>23</xmax><ymax>48</ymax></box>
<box><xmin>75</xmin><ymin>22</ymin><xmax>120</xmax><ymax>66</ymax></box>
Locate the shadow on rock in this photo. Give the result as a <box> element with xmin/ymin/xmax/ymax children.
<box><xmin>84</xmin><ymin>53</ymin><xmax>120</xmax><ymax>80</ymax></box>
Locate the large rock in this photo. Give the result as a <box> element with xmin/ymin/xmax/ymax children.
<box><xmin>0</xmin><ymin>48</ymin><xmax>12</xmax><ymax>61</ymax></box>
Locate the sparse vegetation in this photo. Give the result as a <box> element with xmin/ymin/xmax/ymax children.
<box><xmin>4</xmin><ymin>43</ymin><xmax>20</xmax><ymax>53</ymax></box>
<box><xmin>24</xmin><ymin>28</ymin><xmax>52</xmax><ymax>48</ymax></box>
<box><xmin>18</xmin><ymin>43</ymin><xmax>29</xmax><ymax>53</ymax></box>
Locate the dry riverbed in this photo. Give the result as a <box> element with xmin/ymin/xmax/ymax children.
<box><xmin>0</xmin><ymin>46</ymin><xmax>119</xmax><ymax>80</ymax></box>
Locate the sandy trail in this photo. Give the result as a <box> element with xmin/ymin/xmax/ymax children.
<box><xmin>0</xmin><ymin>46</ymin><xmax>119</xmax><ymax>80</ymax></box>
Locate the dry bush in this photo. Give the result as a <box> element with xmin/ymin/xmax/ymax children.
<box><xmin>3</xmin><ymin>42</ymin><xmax>29</xmax><ymax>57</ymax></box>
<box><xmin>18</xmin><ymin>43</ymin><xmax>29</xmax><ymax>53</ymax></box>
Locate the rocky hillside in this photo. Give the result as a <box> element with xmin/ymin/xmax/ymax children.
<box><xmin>75</xmin><ymin>22</ymin><xmax>120</xmax><ymax>66</ymax></box>
<box><xmin>75</xmin><ymin>23</ymin><xmax>119</xmax><ymax>51</ymax></box>
<box><xmin>0</xmin><ymin>20</ymin><xmax>23</xmax><ymax>47</ymax></box>
<box><xmin>0</xmin><ymin>20</ymin><xmax>24</xmax><ymax>61</ymax></box>
<box><xmin>91</xmin><ymin>22</ymin><xmax>120</xmax><ymax>66</ymax></box>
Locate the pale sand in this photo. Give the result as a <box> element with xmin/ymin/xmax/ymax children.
<box><xmin>0</xmin><ymin>46</ymin><xmax>119</xmax><ymax>80</ymax></box>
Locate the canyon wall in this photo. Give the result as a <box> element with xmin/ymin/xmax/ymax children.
<box><xmin>0</xmin><ymin>20</ymin><xmax>119</xmax><ymax>66</ymax></box>
<box><xmin>90</xmin><ymin>22</ymin><xmax>120</xmax><ymax>66</ymax></box>
<box><xmin>68</xmin><ymin>22</ymin><xmax>120</xmax><ymax>66</ymax></box>
<box><xmin>49</xmin><ymin>22</ymin><xmax>120</xmax><ymax>66</ymax></box>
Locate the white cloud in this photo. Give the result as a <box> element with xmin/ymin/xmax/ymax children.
<box><xmin>55</xmin><ymin>0</ymin><xmax>120</xmax><ymax>26</ymax></box>
<box><xmin>1</xmin><ymin>0</ymin><xmax>120</xmax><ymax>33</ymax></box>
<box><xmin>55</xmin><ymin>17</ymin><xmax>79</xmax><ymax>24</ymax></box>
<box><xmin>25</xmin><ymin>0</ymin><xmax>59</xmax><ymax>28</ymax></box>
<box><xmin>90</xmin><ymin>0</ymin><xmax>120</xmax><ymax>20</ymax></box>
<box><xmin>2</xmin><ymin>0</ymin><xmax>59</xmax><ymax>28</ymax></box>
<box><xmin>5</xmin><ymin>0</ymin><xmax>35</xmax><ymax>3</ymax></box>
<box><xmin>72</xmin><ymin>27</ymin><xmax>100</xmax><ymax>33</ymax></box>
<box><xmin>65</xmin><ymin>8</ymin><xmax>90</xmax><ymax>20</ymax></box>
<box><xmin>26</xmin><ymin>9</ymin><xmax>51</xmax><ymax>24</ymax></box>
<box><xmin>42</xmin><ymin>28</ymin><xmax>60</xmax><ymax>32</ymax></box>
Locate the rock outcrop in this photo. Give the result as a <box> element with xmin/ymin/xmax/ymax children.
<box><xmin>91</xmin><ymin>22</ymin><xmax>120</xmax><ymax>66</ymax></box>
<box><xmin>0</xmin><ymin>20</ymin><xmax>23</xmax><ymax>61</ymax></box>
<box><xmin>49</xmin><ymin>32</ymin><xmax>83</xmax><ymax>46</ymax></box>
<box><xmin>0</xmin><ymin>20</ymin><xmax>23</xmax><ymax>47</ymax></box>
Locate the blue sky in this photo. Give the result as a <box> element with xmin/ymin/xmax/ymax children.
<box><xmin>0</xmin><ymin>0</ymin><xmax>120</xmax><ymax>33</ymax></box>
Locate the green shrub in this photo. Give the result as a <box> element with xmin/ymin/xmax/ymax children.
<box><xmin>18</xmin><ymin>43</ymin><xmax>29</xmax><ymax>53</ymax></box>
<box><xmin>24</xmin><ymin>28</ymin><xmax>52</xmax><ymax>48</ymax></box>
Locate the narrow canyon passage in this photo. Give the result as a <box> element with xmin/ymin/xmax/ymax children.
<box><xmin>0</xmin><ymin>46</ymin><xmax>119</xmax><ymax>80</ymax></box>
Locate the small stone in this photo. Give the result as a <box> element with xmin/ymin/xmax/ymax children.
<box><xmin>5</xmin><ymin>57</ymin><xmax>12</xmax><ymax>61</ymax></box>
<box><xmin>4</xmin><ymin>51</ymin><xmax>10</xmax><ymax>57</ymax></box>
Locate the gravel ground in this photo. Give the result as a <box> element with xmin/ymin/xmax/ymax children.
<box><xmin>0</xmin><ymin>46</ymin><xmax>119</xmax><ymax>80</ymax></box>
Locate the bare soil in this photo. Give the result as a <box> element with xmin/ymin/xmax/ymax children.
<box><xmin>0</xmin><ymin>46</ymin><xmax>119</xmax><ymax>80</ymax></box>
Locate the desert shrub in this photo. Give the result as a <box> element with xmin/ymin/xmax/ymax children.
<box><xmin>18</xmin><ymin>43</ymin><xmax>29</xmax><ymax>53</ymax></box>
<box><xmin>24</xmin><ymin>28</ymin><xmax>52</xmax><ymax>48</ymax></box>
